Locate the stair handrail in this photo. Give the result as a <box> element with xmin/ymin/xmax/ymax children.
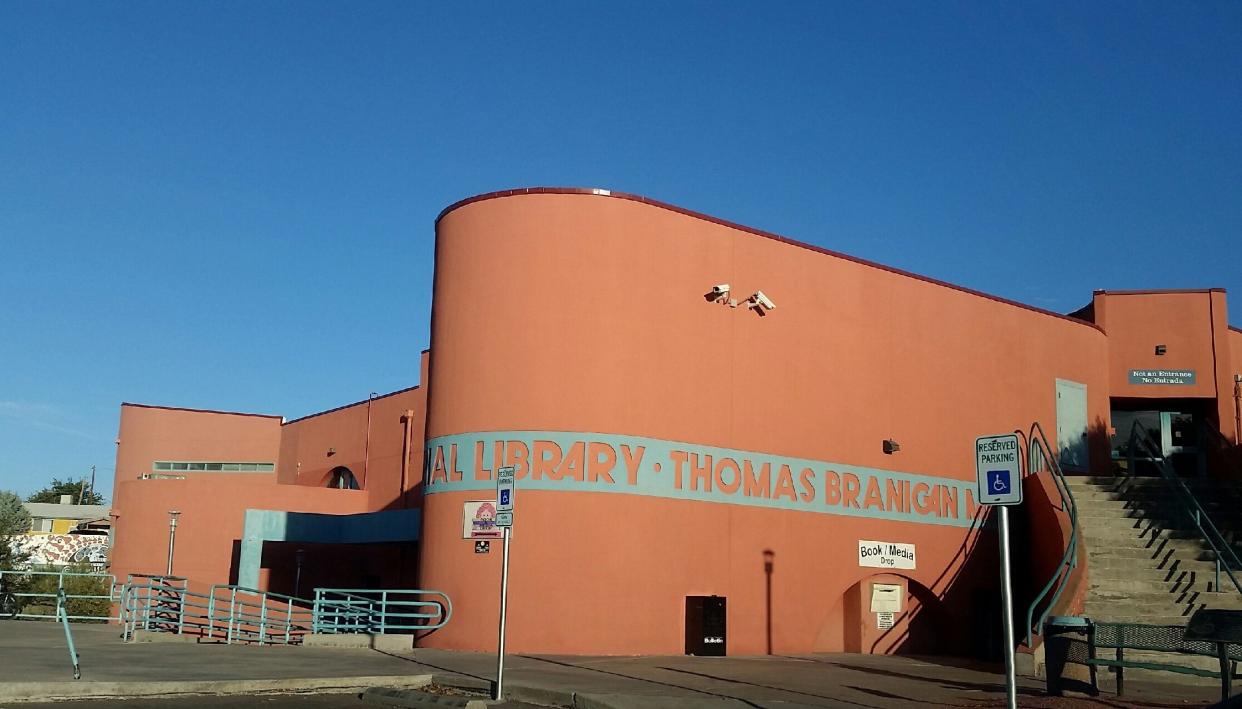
<box><xmin>1021</xmin><ymin>422</ymin><xmax>1080</xmax><ymax>646</ymax></box>
<box><xmin>1125</xmin><ymin>419</ymin><xmax>1242</xmax><ymax>596</ymax></box>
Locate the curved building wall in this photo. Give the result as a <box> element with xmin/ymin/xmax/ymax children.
<box><xmin>418</xmin><ymin>191</ymin><xmax>1110</xmax><ymax>656</ymax></box>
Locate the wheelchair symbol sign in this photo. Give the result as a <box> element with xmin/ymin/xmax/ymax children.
<box><xmin>975</xmin><ymin>434</ymin><xmax>1022</xmax><ymax>505</ymax></box>
<box><xmin>987</xmin><ymin>470</ymin><xmax>1010</xmax><ymax>495</ymax></box>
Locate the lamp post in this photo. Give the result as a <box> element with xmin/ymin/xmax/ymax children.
<box><xmin>166</xmin><ymin>510</ymin><xmax>181</xmax><ymax>576</ymax></box>
<box><xmin>294</xmin><ymin>548</ymin><xmax>305</xmax><ymax>599</ymax></box>
<box><xmin>763</xmin><ymin>549</ymin><xmax>775</xmax><ymax>655</ymax></box>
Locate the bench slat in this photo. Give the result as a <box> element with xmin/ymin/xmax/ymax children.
<box><xmin>1085</xmin><ymin>658</ymin><xmax>1221</xmax><ymax>678</ymax></box>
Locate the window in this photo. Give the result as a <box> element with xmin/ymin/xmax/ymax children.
<box><xmin>152</xmin><ymin>461</ymin><xmax>275</xmax><ymax>473</ymax></box>
<box><xmin>328</xmin><ymin>467</ymin><xmax>360</xmax><ymax>490</ymax></box>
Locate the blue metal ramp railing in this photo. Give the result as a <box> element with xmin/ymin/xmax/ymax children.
<box><xmin>55</xmin><ymin>589</ymin><xmax>81</xmax><ymax>680</ymax></box>
<box><xmin>1124</xmin><ymin>419</ymin><xmax>1242</xmax><ymax>595</ymax></box>
<box><xmin>0</xmin><ymin>568</ymin><xmax>119</xmax><ymax>622</ymax></box>
<box><xmin>313</xmin><ymin>588</ymin><xmax>452</xmax><ymax>634</ymax></box>
<box><xmin>1021</xmin><ymin>421</ymin><xmax>1080</xmax><ymax>647</ymax></box>
<box><xmin>120</xmin><ymin>580</ymin><xmax>317</xmax><ymax>645</ymax></box>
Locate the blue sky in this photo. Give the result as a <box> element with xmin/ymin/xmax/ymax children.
<box><xmin>1</xmin><ymin>2</ymin><xmax>1239</xmax><ymax>502</ymax></box>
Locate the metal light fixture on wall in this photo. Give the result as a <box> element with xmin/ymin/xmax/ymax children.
<box><xmin>883</xmin><ymin>439</ymin><xmax>901</xmax><ymax>454</ymax></box>
<box><xmin>1155</xmin><ymin>345</ymin><xmax>1167</xmax><ymax>355</ymax></box>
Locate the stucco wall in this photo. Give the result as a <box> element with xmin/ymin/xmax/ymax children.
<box><xmin>114</xmin><ymin>404</ymin><xmax>282</xmax><ymax>483</ymax></box>
<box><xmin>277</xmin><ymin>383</ymin><xmax>426</xmax><ymax>511</ymax></box>
<box><xmin>418</xmin><ymin>190</ymin><xmax>1109</xmax><ymax>655</ymax></box>
<box><xmin>1093</xmin><ymin>290</ymin><xmax>1223</xmax><ymax>400</ymax></box>
<box><xmin>109</xmin><ymin>476</ymin><xmax>373</xmax><ymax>591</ymax></box>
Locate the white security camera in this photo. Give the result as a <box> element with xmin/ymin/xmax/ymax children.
<box><xmin>749</xmin><ymin>290</ymin><xmax>775</xmax><ymax>310</ymax></box>
<box><xmin>712</xmin><ymin>284</ymin><xmax>730</xmax><ymax>295</ymax></box>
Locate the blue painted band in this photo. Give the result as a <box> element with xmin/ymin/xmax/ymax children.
<box><xmin>425</xmin><ymin>431</ymin><xmax>982</xmax><ymax>529</ymax></box>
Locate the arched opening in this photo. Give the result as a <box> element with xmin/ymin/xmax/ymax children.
<box><xmin>818</xmin><ymin>574</ymin><xmax>962</xmax><ymax>656</ymax></box>
<box><xmin>327</xmin><ymin>466</ymin><xmax>359</xmax><ymax>490</ymax></box>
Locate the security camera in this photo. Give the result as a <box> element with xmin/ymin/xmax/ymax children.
<box><xmin>711</xmin><ymin>284</ymin><xmax>730</xmax><ymax>295</ymax></box>
<box><xmin>749</xmin><ymin>290</ymin><xmax>775</xmax><ymax>310</ymax></box>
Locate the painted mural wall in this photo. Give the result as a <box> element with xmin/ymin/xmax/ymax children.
<box><xmin>13</xmin><ymin>534</ymin><xmax>109</xmax><ymax>568</ymax></box>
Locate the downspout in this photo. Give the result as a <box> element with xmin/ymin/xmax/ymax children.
<box><xmin>1234</xmin><ymin>374</ymin><xmax>1241</xmax><ymax>444</ymax></box>
<box><xmin>363</xmin><ymin>392</ymin><xmax>377</xmax><ymax>489</ymax></box>
<box><xmin>400</xmin><ymin>409</ymin><xmax>414</xmax><ymax>508</ymax></box>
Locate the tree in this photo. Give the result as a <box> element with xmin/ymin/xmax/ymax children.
<box><xmin>25</xmin><ymin>477</ymin><xmax>104</xmax><ymax>506</ymax></box>
<box><xmin>0</xmin><ymin>490</ymin><xmax>32</xmax><ymax>571</ymax></box>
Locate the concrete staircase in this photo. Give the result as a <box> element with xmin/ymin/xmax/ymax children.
<box><xmin>1066</xmin><ymin>476</ymin><xmax>1242</xmax><ymax>681</ymax></box>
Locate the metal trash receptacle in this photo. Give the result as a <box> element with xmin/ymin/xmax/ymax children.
<box><xmin>1044</xmin><ymin>615</ymin><xmax>1095</xmax><ymax>696</ymax></box>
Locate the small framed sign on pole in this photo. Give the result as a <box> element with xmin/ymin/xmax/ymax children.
<box><xmin>494</xmin><ymin>465</ymin><xmax>516</xmax><ymax>701</ymax></box>
<box><xmin>975</xmin><ymin>433</ymin><xmax>1022</xmax><ymax>709</ymax></box>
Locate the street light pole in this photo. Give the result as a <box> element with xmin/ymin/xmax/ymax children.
<box><xmin>294</xmin><ymin>548</ymin><xmax>305</xmax><ymax>599</ymax></box>
<box><xmin>166</xmin><ymin>510</ymin><xmax>181</xmax><ymax>576</ymax></box>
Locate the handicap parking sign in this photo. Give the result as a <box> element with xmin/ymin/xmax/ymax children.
<box><xmin>499</xmin><ymin>489</ymin><xmax>510</xmax><ymax>506</ymax></box>
<box><xmin>975</xmin><ymin>434</ymin><xmax>1022</xmax><ymax>506</ymax></box>
<box><xmin>987</xmin><ymin>470</ymin><xmax>1010</xmax><ymax>496</ymax></box>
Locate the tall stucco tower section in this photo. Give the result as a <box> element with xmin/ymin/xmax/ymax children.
<box><xmin>418</xmin><ymin>189</ymin><xmax>1109</xmax><ymax>655</ymax></box>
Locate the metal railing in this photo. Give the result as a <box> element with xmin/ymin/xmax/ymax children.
<box><xmin>55</xmin><ymin>589</ymin><xmax>81</xmax><ymax>679</ymax></box>
<box><xmin>5</xmin><ymin>568</ymin><xmax>457</xmax><ymax>646</ymax></box>
<box><xmin>206</xmin><ymin>585</ymin><xmax>314</xmax><ymax>645</ymax></box>
<box><xmin>1124</xmin><ymin>420</ymin><xmax>1242</xmax><ymax>596</ymax></box>
<box><xmin>313</xmin><ymin>588</ymin><xmax>452</xmax><ymax>634</ymax></box>
<box><xmin>1022</xmin><ymin>421</ymin><xmax>1080</xmax><ymax>647</ymax></box>
<box><xmin>119</xmin><ymin>575</ymin><xmax>188</xmax><ymax>637</ymax></box>
<box><xmin>0</xmin><ymin>568</ymin><xmax>119</xmax><ymax>622</ymax></box>
<box><xmin>120</xmin><ymin>580</ymin><xmax>316</xmax><ymax>645</ymax></box>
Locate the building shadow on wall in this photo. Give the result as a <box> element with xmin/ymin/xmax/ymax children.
<box><xmin>862</xmin><ymin>504</ymin><xmax>998</xmax><ymax>659</ymax></box>
<box><xmin>1087</xmin><ymin>417</ymin><xmax>1113</xmax><ymax>478</ymax></box>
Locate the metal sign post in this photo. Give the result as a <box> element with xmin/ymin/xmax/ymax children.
<box><xmin>494</xmin><ymin>465</ymin><xmax>516</xmax><ymax>702</ymax></box>
<box><xmin>975</xmin><ymin>434</ymin><xmax>1021</xmax><ymax>709</ymax></box>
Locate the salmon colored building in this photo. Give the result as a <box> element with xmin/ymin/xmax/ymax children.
<box><xmin>108</xmin><ymin>188</ymin><xmax>1242</xmax><ymax>660</ymax></box>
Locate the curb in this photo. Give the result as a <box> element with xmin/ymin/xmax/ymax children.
<box><xmin>362</xmin><ymin>687</ymin><xmax>491</xmax><ymax>709</ymax></box>
<box><xmin>0</xmin><ymin>674</ymin><xmax>435</xmax><ymax>703</ymax></box>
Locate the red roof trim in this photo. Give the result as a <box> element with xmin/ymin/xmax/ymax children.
<box><xmin>120</xmin><ymin>402</ymin><xmax>282</xmax><ymax>420</ymax></box>
<box><xmin>437</xmin><ymin>188</ymin><xmax>1105</xmax><ymax>334</ymax></box>
<box><xmin>283</xmin><ymin>385</ymin><xmax>421</xmax><ymax>426</ymax></box>
<box><xmin>1093</xmin><ymin>288</ymin><xmax>1227</xmax><ymax>296</ymax></box>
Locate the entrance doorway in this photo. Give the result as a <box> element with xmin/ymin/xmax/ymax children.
<box><xmin>1110</xmin><ymin>405</ymin><xmax>1206</xmax><ymax>477</ymax></box>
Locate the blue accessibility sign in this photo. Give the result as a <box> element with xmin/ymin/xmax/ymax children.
<box><xmin>975</xmin><ymin>434</ymin><xmax>1022</xmax><ymax>505</ymax></box>
<box><xmin>987</xmin><ymin>470</ymin><xmax>1011</xmax><ymax>496</ymax></box>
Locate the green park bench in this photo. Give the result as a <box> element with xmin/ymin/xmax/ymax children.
<box><xmin>1086</xmin><ymin>613</ymin><xmax>1241</xmax><ymax>701</ymax></box>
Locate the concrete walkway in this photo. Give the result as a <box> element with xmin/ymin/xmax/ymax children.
<box><xmin>0</xmin><ymin>621</ymin><xmax>1221</xmax><ymax>707</ymax></box>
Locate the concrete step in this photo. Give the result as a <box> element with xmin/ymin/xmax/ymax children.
<box><xmin>1067</xmin><ymin>476</ymin><xmax>1242</xmax><ymax>489</ymax></box>
<box><xmin>1075</xmin><ymin>508</ymin><xmax>1215</xmax><ymax>525</ymax></box>
<box><xmin>1086</xmin><ymin>553</ymin><xmax>1224</xmax><ymax>574</ymax></box>
<box><xmin>1084</xmin><ymin>589</ymin><xmax>1242</xmax><ymax>609</ymax></box>
<box><xmin>1083</xmin><ymin>546</ymin><xmax>1227</xmax><ymax>568</ymax></box>
<box><xmin>1073</xmin><ymin>499</ymin><xmax>1234</xmax><ymax>516</ymax></box>
<box><xmin>1087</xmin><ymin>575</ymin><xmax>1238</xmax><ymax>595</ymax></box>
<box><xmin>1084</xmin><ymin>543</ymin><xmax>1234</xmax><ymax>564</ymax></box>
<box><xmin>1069</xmin><ymin>488</ymin><xmax>1207</xmax><ymax>501</ymax></box>
<box><xmin>1083</xmin><ymin>610</ymin><xmax>1207</xmax><ymax>625</ymax></box>
<box><xmin>1087</xmin><ymin>538</ymin><xmax>1222</xmax><ymax>553</ymax></box>
<box><xmin>1081</xmin><ymin>527</ymin><xmax>1219</xmax><ymax>546</ymax></box>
